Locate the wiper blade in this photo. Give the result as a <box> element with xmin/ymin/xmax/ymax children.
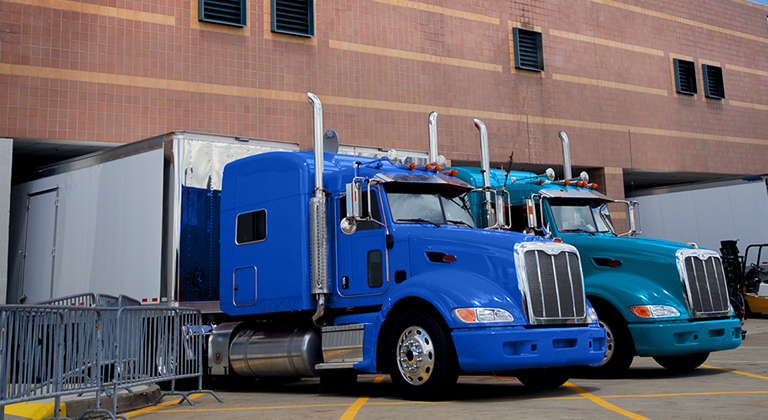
<box><xmin>446</xmin><ymin>219</ymin><xmax>473</xmax><ymax>227</ymax></box>
<box><xmin>559</xmin><ymin>228</ymin><xmax>595</xmax><ymax>234</ymax></box>
<box><xmin>396</xmin><ymin>218</ymin><xmax>440</xmax><ymax>227</ymax></box>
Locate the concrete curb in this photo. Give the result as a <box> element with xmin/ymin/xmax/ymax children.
<box><xmin>2</xmin><ymin>385</ymin><xmax>162</xmax><ymax>420</ymax></box>
<box><xmin>68</xmin><ymin>384</ymin><xmax>162</xmax><ymax>419</ymax></box>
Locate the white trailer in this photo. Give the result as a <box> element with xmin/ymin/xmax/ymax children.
<box><xmin>627</xmin><ymin>175</ymin><xmax>768</xmax><ymax>252</ymax></box>
<box><xmin>6</xmin><ymin>132</ymin><xmax>299</xmax><ymax>307</ymax></box>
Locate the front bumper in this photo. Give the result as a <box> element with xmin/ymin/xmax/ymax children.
<box><xmin>629</xmin><ymin>317</ymin><xmax>742</xmax><ymax>357</ymax></box>
<box><xmin>451</xmin><ymin>325</ymin><xmax>606</xmax><ymax>372</ymax></box>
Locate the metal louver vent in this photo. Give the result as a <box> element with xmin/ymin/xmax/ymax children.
<box><xmin>272</xmin><ymin>0</ymin><xmax>315</xmax><ymax>37</ymax></box>
<box><xmin>680</xmin><ymin>252</ymin><xmax>731</xmax><ymax>317</ymax></box>
<box><xmin>517</xmin><ymin>243</ymin><xmax>586</xmax><ymax>324</ymax></box>
<box><xmin>199</xmin><ymin>0</ymin><xmax>247</xmax><ymax>27</ymax></box>
<box><xmin>514</xmin><ymin>28</ymin><xmax>544</xmax><ymax>72</ymax></box>
<box><xmin>674</xmin><ymin>59</ymin><xmax>697</xmax><ymax>95</ymax></box>
<box><xmin>703</xmin><ymin>65</ymin><xmax>725</xmax><ymax>99</ymax></box>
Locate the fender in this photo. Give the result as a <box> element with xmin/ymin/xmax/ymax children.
<box><xmin>351</xmin><ymin>268</ymin><xmax>528</xmax><ymax>373</ymax></box>
<box><xmin>585</xmin><ymin>270</ymin><xmax>691</xmax><ymax>322</ymax></box>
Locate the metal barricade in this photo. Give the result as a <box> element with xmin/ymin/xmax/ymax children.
<box><xmin>36</xmin><ymin>293</ymin><xmax>141</xmax><ymax>308</ymax></box>
<box><xmin>0</xmin><ymin>305</ymin><xmax>103</xmax><ymax>420</ymax></box>
<box><xmin>1</xmin><ymin>302</ymin><xmax>221</xmax><ymax>420</ymax></box>
<box><xmin>105</xmin><ymin>307</ymin><xmax>221</xmax><ymax>413</ymax></box>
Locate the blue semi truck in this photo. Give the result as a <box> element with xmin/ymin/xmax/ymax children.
<box><xmin>444</xmin><ymin>119</ymin><xmax>742</xmax><ymax>375</ymax></box>
<box><xmin>208</xmin><ymin>94</ymin><xmax>606</xmax><ymax>399</ymax></box>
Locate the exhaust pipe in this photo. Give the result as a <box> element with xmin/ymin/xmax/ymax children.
<box><xmin>474</xmin><ymin>119</ymin><xmax>495</xmax><ymax>227</ymax></box>
<box><xmin>307</xmin><ymin>93</ymin><xmax>328</xmax><ymax>322</ymax></box>
<box><xmin>558</xmin><ymin>131</ymin><xmax>572</xmax><ymax>180</ymax></box>
<box><xmin>428</xmin><ymin>112</ymin><xmax>438</xmax><ymax>163</ymax></box>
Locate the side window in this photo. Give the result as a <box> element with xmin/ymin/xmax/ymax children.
<box><xmin>236</xmin><ymin>209</ymin><xmax>266</xmax><ymax>244</ymax></box>
<box><xmin>339</xmin><ymin>188</ymin><xmax>382</xmax><ymax>231</ymax></box>
<box><xmin>367</xmin><ymin>250</ymin><xmax>383</xmax><ymax>287</ymax></box>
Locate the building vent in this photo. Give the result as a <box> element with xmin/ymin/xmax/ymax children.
<box><xmin>513</xmin><ymin>28</ymin><xmax>544</xmax><ymax>72</ymax></box>
<box><xmin>199</xmin><ymin>0</ymin><xmax>247</xmax><ymax>27</ymax></box>
<box><xmin>272</xmin><ymin>0</ymin><xmax>315</xmax><ymax>37</ymax></box>
<box><xmin>702</xmin><ymin>65</ymin><xmax>725</xmax><ymax>99</ymax></box>
<box><xmin>674</xmin><ymin>59</ymin><xmax>697</xmax><ymax>95</ymax></box>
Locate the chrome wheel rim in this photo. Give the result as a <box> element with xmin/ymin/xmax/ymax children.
<box><xmin>598</xmin><ymin>319</ymin><xmax>614</xmax><ymax>367</ymax></box>
<box><xmin>396</xmin><ymin>326</ymin><xmax>434</xmax><ymax>386</ymax></box>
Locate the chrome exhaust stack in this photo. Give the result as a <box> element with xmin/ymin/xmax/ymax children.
<box><xmin>558</xmin><ymin>131</ymin><xmax>573</xmax><ymax>180</ymax></box>
<box><xmin>474</xmin><ymin>119</ymin><xmax>495</xmax><ymax>227</ymax></box>
<box><xmin>307</xmin><ymin>93</ymin><xmax>328</xmax><ymax>323</ymax></box>
<box><xmin>428</xmin><ymin>111</ymin><xmax>438</xmax><ymax>163</ymax></box>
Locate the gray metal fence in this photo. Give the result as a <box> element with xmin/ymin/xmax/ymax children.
<box><xmin>0</xmin><ymin>299</ymin><xmax>220</xmax><ymax>420</ymax></box>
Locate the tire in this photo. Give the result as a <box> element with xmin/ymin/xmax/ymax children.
<box><xmin>592</xmin><ymin>304</ymin><xmax>635</xmax><ymax>376</ymax></box>
<box><xmin>515</xmin><ymin>368</ymin><xmax>569</xmax><ymax>390</ymax></box>
<box><xmin>387</xmin><ymin>309</ymin><xmax>458</xmax><ymax>400</ymax></box>
<box><xmin>653</xmin><ymin>352</ymin><xmax>709</xmax><ymax>372</ymax></box>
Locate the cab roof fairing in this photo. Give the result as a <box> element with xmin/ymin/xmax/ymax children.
<box><xmin>322</xmin><ymin>153</ymin><xmax>472</xmax><ymax>196</ymax></box>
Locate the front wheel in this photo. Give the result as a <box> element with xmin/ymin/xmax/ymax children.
<box><xmin>515</xmin><ymin>368</ymin><xmax>569</xmax><ymax>390</ymax></box>
<box><xmin>387</xmin><ymin>310</ymin><xmax>458</xmax><ymax>400</ymax></box>
<box><xmin>592</xmin><ymin>305</ymin><xmax>635</xmax><ymax>377</ymax></box>
<box><xmin>653</xmin><ymin>352</ymin><xmax>709</xmax><ymax>372</ymax></box>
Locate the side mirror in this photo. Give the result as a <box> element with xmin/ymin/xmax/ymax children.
<box><xmin>341</xmin><ymin>217</ymin><xmax>357</xmax><ymax>235</ymax></box>
<box><xmin>346</xmin><ymin>182</ymin><xmax>362</xmax><ymax>218</ymax></box>
<box><xmin>627</xmin><ymin>201</ymin><xmax>642</xmax><ymax>236</ymax></box>
<box><xmin>616</xmin><ymin>200</ymin><xmax>642</xmax><ymax>236</ymax></box>
<box><xmin>524</xmin><ymin>198</ymin><xmax>538</xmax><ymax>230</ymax></box>
<box><xmin>494</xmin><ymin>193</ymin><xmax>508</xmax><ymax>229</ymax></box>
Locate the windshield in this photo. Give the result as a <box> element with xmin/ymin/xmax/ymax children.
<box><xmin>549</xmin><ymin>199</ymin><xmax>615</xmax><ymax>234</ymax></box>
<box><xmin>384</xmin><ymin>183</ymin><xmax>475</xmax><ymax>227</ymax></box>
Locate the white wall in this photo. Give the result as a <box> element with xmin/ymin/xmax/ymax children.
<box><xmin>0</xmin><ymin>138</ymin><xmax>11</xmax><ymax>302</ymax></box>
<box><xmin>629</xmin><ymin>178</ymin><xmax>768</xmax><ymax>252</ymax></box>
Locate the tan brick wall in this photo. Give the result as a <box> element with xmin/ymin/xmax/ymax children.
<box><xmin>1</xmin><ymin>0</ymin><xmax>766</xmax><ymax>189</ymax></box>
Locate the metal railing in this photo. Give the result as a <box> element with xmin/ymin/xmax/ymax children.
<box><xmin>0</xmin><ymin>297</ymin><xmax>220</xmax><ymax>420</ymax></box>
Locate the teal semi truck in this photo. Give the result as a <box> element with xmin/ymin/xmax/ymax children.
<box><xmin>440</xmin><ymin>119</ymin><xmax>742</xmax><ymax>375</ymax></box>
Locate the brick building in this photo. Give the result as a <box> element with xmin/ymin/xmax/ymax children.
<box><xmin>1</xmin><ymin>1</ymin><xmax>767</xmax><ymax>287</ymax></box>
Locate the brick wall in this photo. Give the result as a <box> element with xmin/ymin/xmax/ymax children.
<box><xmin>1</xmin><ymin>0</ymin><xmax>766</xmax><ymax>185</ymax></box>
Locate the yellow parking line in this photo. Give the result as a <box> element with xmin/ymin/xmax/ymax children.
<box><xmin>564</xmin><ymin>383</ymin><xmax>651</xmax><ymax>420</ymax></box>
<box><xmin>123</xmin><ymin>393</ymin><xmax>205</xmax><ymax>417</ymax></box>
<box><xmin>339</xmin><ymin>376</ymin><xmax>385</xmax><ymax>420</ymax></box>
<box><xmin>702</xmin><ymin>364</ymin><xmax>768</xmax><ymax>381</ymax></box>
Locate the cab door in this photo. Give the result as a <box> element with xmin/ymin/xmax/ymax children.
<box><xmin>335</xmin><ymin>187</ymin><xmax>389</xmax><ymax>298</ymax></box>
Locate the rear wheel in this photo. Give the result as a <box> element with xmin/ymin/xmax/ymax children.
<box><xmin>387</xmin><ymin>309</ymin><xmax>458</xmax><ymax>400</ymax></box>
<box><xmin>515</xmin><ymin>368</ymin><xmax>569</xmax><ymax>390</ymax></box>
<box><xmin>592</xmin><ymin>304</ymin><xmax>634</xmax><ymax>376</ymax></box>
<box><xmin>653</xmin><ymin>352</ymin><xmax>709</xmax><ymax>372</ymax></box>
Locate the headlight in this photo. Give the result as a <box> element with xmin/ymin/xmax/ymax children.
<box><xmin>629</xmin><ymin>305</ymin><xmax>680</xmax><ymax>318</ymax></box>
<box><xmin>453</xmin><ymin>308</ymin><xmax>514</xmax><ymax>323</ymax></box>
<box><xmin>587</xmin><ymin>306</ymin><xmax>599</xmax><ymax>324</ymax></box>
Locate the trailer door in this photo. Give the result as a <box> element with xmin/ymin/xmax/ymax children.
<box><xmin>21</xmin><ymin>188</ymin><xmax>59</xmax><ymax>303</ymax></box>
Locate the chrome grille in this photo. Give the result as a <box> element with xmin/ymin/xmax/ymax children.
<box><xmin>516</xmin><ymin>242</ymin><xmax>587</xmax><ymax>324</ymax></box>
<box><xmin>678</xmin><ymin>250</ymin><xmax>730</xmax><ymax>317</ymax></box>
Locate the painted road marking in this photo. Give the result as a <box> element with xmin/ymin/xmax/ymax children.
<box><xmin>703</xmin><ymin>364</ymin><xmax>768</xmax><ymax>381</ymax></box>
<box><xmin>564</xmin><ymin>383</ymin><xmax>651</xmax><ymax>420</ymax></box>
<box><xmin>339</xmin><ymin>376</ymin><xmax>385</xmax><ymax>420</ymax></box>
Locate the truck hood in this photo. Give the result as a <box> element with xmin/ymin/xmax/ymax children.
<box><xmin>566</xmin><ymin>234</ymin><xmax>698</xmax><ymax>314</ymax></box>
<box><xmin>402</xmin><ymin>227</ymin><xmax>545</xmax><ymax>317</ymax></box>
